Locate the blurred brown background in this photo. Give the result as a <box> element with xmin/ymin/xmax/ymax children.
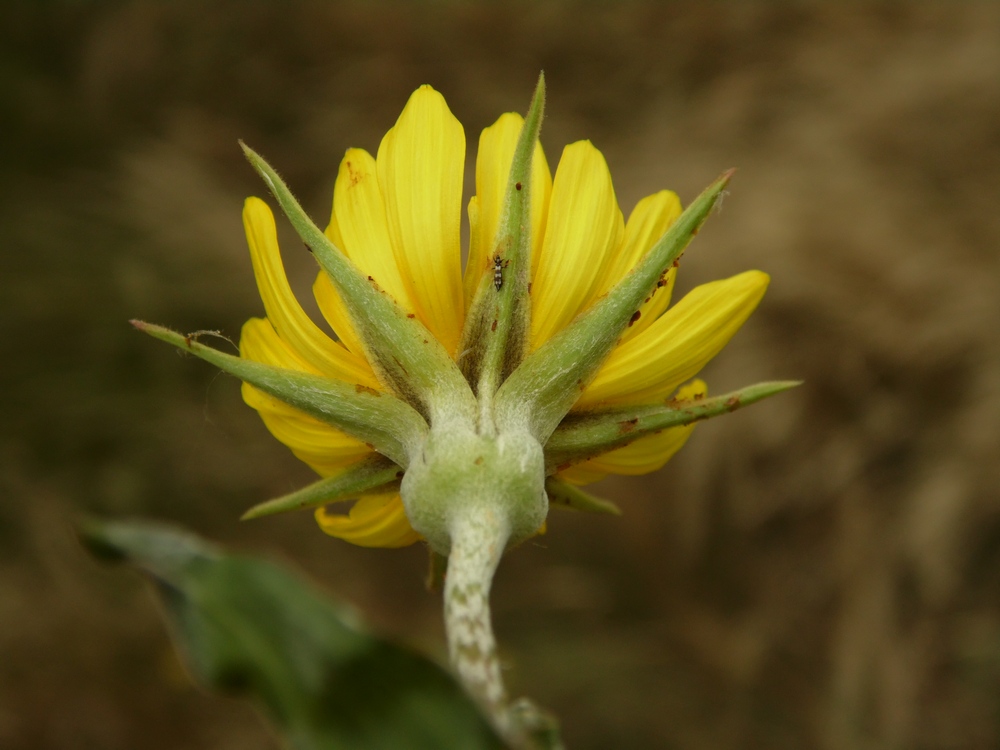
<box><xmin>3</xmin><ymin>2</ymin><xmax>1000</xmax><ymax>748</ymax></box>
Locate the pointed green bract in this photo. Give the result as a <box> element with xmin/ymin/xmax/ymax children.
<box><xmin>132</xmin><ymin>321</ymin><xmax>427</xmax><ymax>468</ymax></box>
<box><xmin>239</xmin><ymin>142</ymin><xmax>477</xmax><ymax>427</ymax></box>
<box><xmin>458</xmin><ymin>74</ymin><xmax>545</xmax><ymax>431</ymax></box>
<box><xmin>81</xmin><ymin>520</ymin><xmax>506</xmax><ymax>750</ymax></box>
<box><xmin>242</xmin><ymin>455</ymin><xmax>402</xmax><ymax>520</ymax></box>
<box><xmin>494</xmin><ymin>171</ymin><xmax>735</xmax><ymax>444</ymax></box>
<box><xmin>545</xmin><ymin>478</ymin><xmax>621</xmax><ymax>516</ymax></box>
<box><xmin>545</xmin><ymin>380</ymin><xmax>801</xmax><ymax>470</ymax></box>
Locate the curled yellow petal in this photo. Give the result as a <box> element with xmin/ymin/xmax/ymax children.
<box><xmin>315</xmin><ymin>492</ymin><xmax>421</xmax><ymax>548</ymax></box>
<box><xmin>464</xmin><ymin>112</ymin><xmax>551</xmax><ymax>304</ymax></box>
<box><xmin>243</xmin><ymin>197</ymin><xmax>374</xmax><ymax>385</ymax></box>
<box><xmin>530</xmin><ymin>141</ymin><xmax>624</xmax><ymax>349</ymax></box>
<box><xmin>559</xmin><ymin>380</ymin><xmax>706</xmax><ymax>484</ymax></box>
<box><xmin>377</xmin><ymin>85</ymin><xmax>465</xmax><ymax>354</ymax></box>
<box><xmin>575</xmin><ymin>271</ymin><xmax>769</xmax><ymax>410</ymax></box>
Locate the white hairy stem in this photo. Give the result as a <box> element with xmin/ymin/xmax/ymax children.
<box><xmin>444</xmin><ymin>506</ymin><xmax>512</xmax><ymax>736</ymax></box>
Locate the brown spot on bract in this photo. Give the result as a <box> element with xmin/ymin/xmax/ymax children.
<box><xmin>491</xmin><ymin>320</ymin><xmax>497</xmax><ymax>331</ymax></box>
<box><xmin>367</xmin><ymin>275</ymin><xmax>374</xmax><ymax>281</ymax></box>
<box><xmin>725</xmin><ymin>396</ymin><xmax>740</xmax><ymax>409</ymax></box>
<box><xmin>395</xmin><ymin>470</ymin><xmax>404</xmax><ymax>479</ymax></box>
<box><xmin>528</xmin><ymin>282</ymin><xmax>532</xmax><ymax>293</ymax></box>
<box><xmin>656</xmin><ymin>279</ymin><xmax>667</xmax><ymax>288</ymax></box>
<box><xmin>474</xmin><ymin>456</ymin><xmax>484</xmax><ymax>465</ymax></box>
<box><xmin>407</xmin><ymin>313</ymin><xmax>416</xmax><ymax>319</ymax></box>
<box><xmin>619</xmin><ymin>418</ymin><xmax>639</xmax><ymax>433</ymax></box>
<box><xmin>672</xmin><ymin>259</ymin><xmax>680</xmax><ymax>267</ymax></box>
<box><xmin>354</xmin><ymin>384</ymin><xmax>381</xmax><ymax>397</ymax></box>
<box><xmin>423</xmin><ymin>339</ymin><xmax>428</xmax><ymax>344</ymax></box>
<box><xmin>515</xmin><ymin>182</ymin><xmax>522</xmax><ymax>191</ymax></box>
<box><xmin>628</xmin><ymin>311</ymin><xmax>641</xmax><ymax>326</ymax></box>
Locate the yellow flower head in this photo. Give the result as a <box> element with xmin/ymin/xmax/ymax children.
<box><xmin>233</xmin><ymin>83</ymin><xmax>772</xmax><ymax>548</ymax></box>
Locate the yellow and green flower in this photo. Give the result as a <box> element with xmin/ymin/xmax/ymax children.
<box><xmin>136</xmin><ymin>79</ymin><xmax>789</xmax><ymax>550</ymax></box>
<box><xmin>134</xmin><ymin>76</ymin><xmax>795</xmax><ymax>733</ymax></box>
<box><xmin>243</xmin><ymin>82</ymin><xmax>776</xmax><ymax>546</ymax></box>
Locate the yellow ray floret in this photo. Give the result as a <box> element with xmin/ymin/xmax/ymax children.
<box><xmin>574</xmin><ymin>271</ymin><xmax>769</xmax><ymax>410</ymax></box>
<box><xmin>376</xmin><ymin>85</ymin><xmax>466</xmax><ymax>355</ymax></box>
<box><xmin>333</xmin><ymin>148</ymin><xmax>416</xmax><ymax>314</ymax></box>
<box><xmin>242</xmin><ymin>198</ymin><xmax>376</xmax><ymax>386</ymax></box>
<box><xmin>239</xmin><ymin>318</ymin><xmax>371</xmax><ymax>477</ymax></box>
<box><xmin>464</xmin><ymin>112</ymin><xmax>552</xmax><ymax>303</ymax></box>
<box><xmin>315</xmin><ymin>492</ymin><xmax>421</xmax><ymax>548</ymax></box>
<box><xmin>557</xmin><ymin>380</ymin><xmax>706</xmax><ymax>485</ymax></box>
<box><xmin>530</xmin><ymin>141</ymin><xmax>624</xmax><ymax>349</ymax></box>
<box><xmin>606</xmin><ymin>191</ymin><xmax>682</xmax><ymax>344</ymax></box>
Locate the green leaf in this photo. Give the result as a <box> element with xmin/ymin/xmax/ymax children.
<box><xmin>495</xmin><ymin>171</ymin><xmax>734</xmax><ymax>444</ymax></box>
<box><xmin>240</xmin><ymin>142</ymin><xmax>477</xmax><ymax>427</ymax></box>
<box><xmin>459</xmin><ymin>73</ymin><xmax>545</xmax><ymax>422</ymax></box>
<box><xmin>132</xmin><ymin>321</ymin><xmax>426</xmax><ymax>468</ymax></box>
<box><xmin>545</xmin><ymin>380</ymin><xmax>801</xmax><ymax>470</ymax></box>
<box><xmin>241</xmin><ymin>454</ymin><xmax>403</xmax><ymax>520</ymax></box>
<box><xmin>81</xmin><ymin>520</ymin><xmax>506</xmax><ymax>750</ymax></box>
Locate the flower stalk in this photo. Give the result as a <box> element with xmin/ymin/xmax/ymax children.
<box><xmin>443</xmin><ymin>502</ymin><xmax>510</xmax><ymax>733</ymax></box>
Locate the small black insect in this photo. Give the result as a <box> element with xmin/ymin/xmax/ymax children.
<box><xmin>493</xmin><ymin>254</ymin><xmax>504</xmax><ymax>291</ymax></box>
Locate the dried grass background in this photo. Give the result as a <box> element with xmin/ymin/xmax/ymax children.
<box><xmin>3</xmin><ymin>2</ymin><xmax>1000</xmax><ymax>748</ymax></box>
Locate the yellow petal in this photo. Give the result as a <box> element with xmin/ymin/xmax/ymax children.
<box><xmin>599</xmin><ymin>191</ymin><xmax>682</xmax><ymax>293</ymax></box>
<box><xmin>239</xmin><ymin>318</ymin><xmax>370</xmax><ymax>476</ymax></box>
<box><xmin>464</xmin><ymin>112</ymin><xmax>552</xmax><ymax>304</ymax></box>
<box><xmin>243</xmin><ymin>197</ymin><xmax>373</xmax><ymax>385</ymax></box>
<box><xmin>309</xmin><ymin>212</ymin><xmax>367</xmax><ymax>359</ymax></box>
<box><xmin>575</xmin><ymin>271</ymin><xmax>769</xmax><ymax>410</ymax></box>
<box><xmin>555</xmin><ymin>463</ymin><xmax>609</xmax><ymax>485</ymax></box>
<box><xmin>250</xmin><ymin>401</ymin><xmax>373</xmax><ymax>477</ymax></box>
<box><xmin>315</xmin><ymin>492</ymin><xmax>421</xmax><ymax>548</ymax></box>
<box><xmin>377</xmin><ymin>85</ymin><xmax>465</xmax><ymax>355</ymax></box>
<box><xmin>240</xmin><ymin>315</ymin><xmax>317</xmax><ymax>373</ymax></box>
<box><xmin>605</xmin><ymin>191</ymin><xmax>682</xmax><ymax>344</ymax></box>
<box><xmin>334</xmin><ymin>148</ymin><xmax>415</xmax><ymax>312</ymax></box>
<box><xmin>309</xmin><ymin>204</ymin><xmax>369</xmax><ymax>360</ymax></box>
<box><xmin>558</xmin><ymin>380</ymin><xmax>706</xmax><ymax>483</ymax></box>
<box><xmin>466</xmin><ymin>195</ymin><xmax>482</xmax><ymax>299</ymax></box>
<box><xmin>530</xmin><ymin>141</ymin><xmax>624</xmax><ymax>349</ymax></box>
<box><xmin>312</xmin><ymin>271</ymin><xmax>371</xmax><ymax>364</ymax></box>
